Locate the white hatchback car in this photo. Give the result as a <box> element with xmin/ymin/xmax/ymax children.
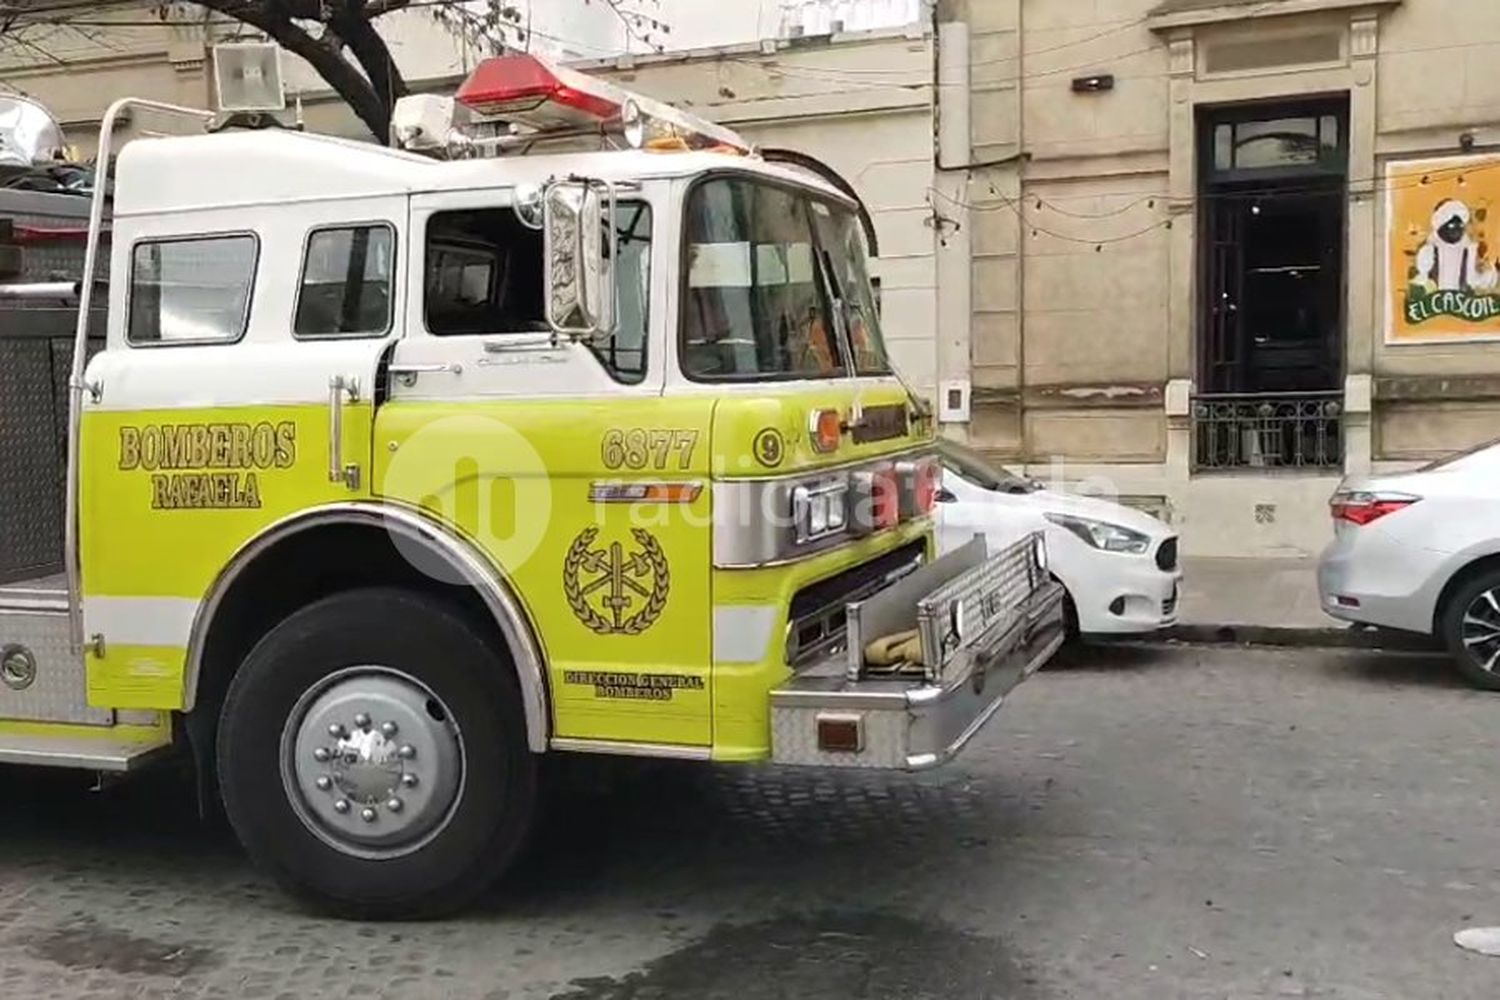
<box><xmin>1318</xmin><ymin>437</ymin><xmax>1500</xmax><ymax>689</ymax></box>
<box><xmin>936</xmin><ymin>441</ymin><xmax>1182</xmax><ymax>636</ymax></box>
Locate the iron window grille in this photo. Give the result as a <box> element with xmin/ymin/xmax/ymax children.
<box><xmin>1192</xmin><ymin>391</ymin><xmax>1343</xmax><ymax>471</ymax></box>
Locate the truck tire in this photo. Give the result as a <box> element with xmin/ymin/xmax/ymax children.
<box><xmin>1440</xmin><ymin>568</ymin><xmax>1500</xmax><ymax>692</ymax></box>
<box><xmin>217</xmin><ymin>587</ymin><xmax>537</xmax><ymax>918</ymax></box>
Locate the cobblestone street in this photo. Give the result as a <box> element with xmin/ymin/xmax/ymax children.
<box><xmin>1</xmin><ymin>644</ymin><xmax>1496</xmax><ymax>999</ymax></box>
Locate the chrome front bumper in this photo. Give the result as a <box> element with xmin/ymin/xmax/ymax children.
<box><xmin>769</xmin><ymin>536</ymin><xmax>1067</xmax><ymax>771</ymax></box>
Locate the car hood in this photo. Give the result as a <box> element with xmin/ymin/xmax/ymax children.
<box><xmin>992</xmin><ymin>487</ymin><xmax>1174</xmax><ymax>539</ymax></box>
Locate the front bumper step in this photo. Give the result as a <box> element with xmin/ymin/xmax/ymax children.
<box><xmin>770</xmin><ymin>538</ymin><xmax>1066</xmax><ymax>771</ymax></box>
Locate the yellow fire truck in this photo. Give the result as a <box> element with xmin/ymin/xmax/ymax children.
<box><xmin>0</xmin><ymin>56</ymin><xmax>1064</xmax><ymax>917</ymax></box>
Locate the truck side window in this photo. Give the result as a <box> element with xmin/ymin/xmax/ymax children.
<box><xmin>425</xmin><ymin>209</ymin><xmax>545</xmax><ymax>336</ymax></box>
<box><xmin>128</xmin><ymin>234</ymin><xmax>258</xmax><ymax>345</ymax></box>
<box><xmin>293</xmin><ymin>224</ymin><xmax>395</xmax><ymax>338</ymax></box>
<box><xmin>590</xmin><ymin>202</ymin><xmax>652</xmax><ymax>384</ymax></box>
<box><xmin>808</xmin><ymin>201</ymin><xmax>893</xmax><ymax>376</ymax></box>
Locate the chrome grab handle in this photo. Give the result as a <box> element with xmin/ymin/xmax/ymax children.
<box><xmin>328</xmin><ymin>375</ymin><xmax>361</xmax><ymax>490</ymax></box>
<box><xmin>388</xmin><ymin>361</ymin><xmax>462</xmax><ymax>388</ymax></box>
<box><xmin>483</xmin><ymin>334</ymin><xmax>559</xmax><ymax>353</ymax></box>
<box><xmin>389</xmin><ymin>362</ymin><xmax>462</xmax><ymax>375</ymax></box>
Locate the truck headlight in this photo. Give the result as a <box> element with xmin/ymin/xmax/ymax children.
<box><xmin>793</xmin><ymin>482</ymin><xmax>848</xmax><ymax>543</ymax></box>
<box><xmin>1044</xmin><ymin>513</ymin><xmax>1151</xmax><ymax>554</ymax></box>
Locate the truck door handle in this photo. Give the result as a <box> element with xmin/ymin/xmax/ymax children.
<box><xmin>328</xmin><ymin>375</ymin><xmax>361</xmax><ymax>491</ymax></box>
<box><xmin>388</xmin><ymin>362</ymin><xmax>462</xmax><ymax>387</ymax></box>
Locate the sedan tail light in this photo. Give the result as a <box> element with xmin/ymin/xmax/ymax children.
<box><xmin>1329</xmin><ymin>490</ymin><xmax>1421</xmax><ymax>526</ymax></box>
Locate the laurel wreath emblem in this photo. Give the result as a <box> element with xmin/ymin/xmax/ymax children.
<box><xmin>562</xmin><ymin>526</ymin><xmax>671</xmax><ymax>635</ymax></box>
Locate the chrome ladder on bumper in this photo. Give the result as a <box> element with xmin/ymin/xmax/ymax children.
<box><xmin>769</xmin><ymin>534</ymin><xmax>1066</xmax><ymax>771</ymax></box>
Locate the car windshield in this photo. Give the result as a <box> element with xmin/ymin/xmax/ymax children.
<box><xmin>939</xmin><ymin>440</ymin><xmax>1036</xmax><ymax>494</ymax></box>
<box><xmin>1419</xmin><ymin>435</ymin><xmax>1500</xmax><ymax>472</ymax></box>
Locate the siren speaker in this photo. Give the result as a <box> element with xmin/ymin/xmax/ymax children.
<box><xmin>214</xmin><ymin>43</ymin><xmax>286</xmax><ymax>113</ymax></box>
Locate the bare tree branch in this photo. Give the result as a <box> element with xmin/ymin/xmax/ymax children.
<box><xmin>362</xmin><ymin>0</ymin><xmax>412</xmax><ymax>18</ymax></box>
<box><xmin>329</xmin><ymin>1</ymin><xmax>408</xmax><ymax>114</ymax></box>
<box><xmin>0</xmin><ymin>0</ymin><xmax>659</xmax><ymax>144</ymax></box>
<box><xmin>1</xmin><ymin>23</ymin><xmax>68</xmax><ymax>68</ymax></box>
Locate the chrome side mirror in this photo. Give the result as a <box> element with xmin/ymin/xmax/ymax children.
<box><xmin>543</xmin><ymin>179</ymin><xmax>615</xmax><ymax>339</ymax></box>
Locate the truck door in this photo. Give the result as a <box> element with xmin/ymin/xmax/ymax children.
<box><xmin>77</xmin><ymin>198</ymin><xmax>403</xmax><ymax>708</ymax></box>
<box><xmin>374</xmin><ymin>188</ymin><xmax>714</xmax><ymax>750</ymax></box>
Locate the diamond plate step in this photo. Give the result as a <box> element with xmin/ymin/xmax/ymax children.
<box><xmin>0</xmin><ymin>731</ymin><xmax>172</xmax><ymax>772</ymax></box>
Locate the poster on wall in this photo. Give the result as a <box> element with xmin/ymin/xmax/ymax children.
<box><xmin>1386</xmin><ymin>154</ymin><xmax>1500</xmax><ymax>344</ymax></box>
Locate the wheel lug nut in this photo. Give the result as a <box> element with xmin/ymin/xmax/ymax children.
<box><xmin>354</xmin><ymin>713</ymin><xmax>371</xmax><ymax>729</ymax></box>
<box><xmin>380</xmin><ymin>721</ymin><xmax>398</xmax><ymax>738</ymax></box>
<box><xmin>327</xmin><ymin>723</ymin><xmax>346</xmax><ymax>738</ymax></box>
<box><xmin>333</xmin><ymin>799</ymin><xmax>350</xmax><ymax>814</ymax></box>
<box><xmin>386</xmin><ymin>797</ymin><xmax>403</xmax><ymax>813</ymax></box>
<box><xmin>400</xmin><ymin>773</ymin><xmax>418</xmax><ymax>788</ymax></box>
<box><xmin>398</xmin><ymin>744</ymin><xmax>416</xmax><ymax>760</ymax></box>
<box><xmin>313</xmin><ymin>747</ymin><xmax>330</xmax><ymax>762</ymax></box>
<box><xmin>315</xmin><ymin>776</ymin><xmax>332</xmax><ymax>791</ymax></box>
<box><xmin>360</xmin><ymin>807</ymin><xmax>377</xmax><ymax>823</ymax></box>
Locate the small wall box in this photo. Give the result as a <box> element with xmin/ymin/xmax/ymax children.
<box><xmin>939</xmin><ymin>380</ymin><xmax>971</xmax><ymax>423</ymax></box>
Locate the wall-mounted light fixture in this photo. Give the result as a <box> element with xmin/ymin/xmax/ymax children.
<box><xmin>1071</xmin><ymin>74</ymin><xmax>1115</xmax><ymax>94</ymax></box>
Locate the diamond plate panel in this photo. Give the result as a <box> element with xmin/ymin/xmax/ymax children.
<box><xmin>919</xmin><ymin>533</ymin><xmax>1041</xmax><ymax>683</ymax></box>
<box><xmin>0</xmin><ymin>188</ymin><xmax>102</xmax><ymax>285</ymax></box>
<box><xmin>0</xmin><ymin>609</ymin><xmax>111</xmax><ymax>725</ymax></box>
<box><xmin>771</xmin><ymin>704</ymin><xmax>910</xmax><ymax>770</ymax></box>
<box><xmin>50</xmin><ymin>334</ymin><xmax>103</xmax><ymax>492</ymax></box>
<box><xmin>0</xmin><ymin>339</ymin><xmax>64</xmax><ymax>584</ymax></box>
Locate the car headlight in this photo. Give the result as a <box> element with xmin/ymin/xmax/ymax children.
<box><xmin>1044</xmin><ymin>512</ymin><xmax>1151</xmax><ymax>554</ymax></box>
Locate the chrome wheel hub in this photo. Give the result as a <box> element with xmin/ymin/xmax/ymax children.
<box><xmin>281</xmin><ymin>667</ymin><xmax>463</xmax><ymax>859</ymax></box>
<box><xmin>1462</xmin><ymin>588</ymin><xmax>1500</xmax><ymax>673</ymax></box>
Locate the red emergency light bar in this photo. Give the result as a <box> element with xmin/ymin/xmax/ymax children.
<box><xmin>457</xmin><ymin>53</ymin><xmax>620</xmax><ymax>129</ymax></box>
<box><xmin>454</xmin><ymin>52</ymin><xmax>749</xmax><ymax>153</ymax></box>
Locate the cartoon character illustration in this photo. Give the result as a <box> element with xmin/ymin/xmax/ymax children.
<box><xmin>1414</xmin><ymin>198</ymin><xmax>1498</xmax><ymax>293</ymax></box>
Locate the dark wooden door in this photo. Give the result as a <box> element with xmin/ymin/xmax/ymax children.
<box><xmin>1201</xmin><ymin>195</ymin><xmax>1245</xmax><ymax>394</ymax></box>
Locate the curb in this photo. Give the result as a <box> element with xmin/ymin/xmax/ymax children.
<box><xmin>1156</xmin><ymin>623</ymin><xmax>1441</xmax><ymax>652</ymax></box>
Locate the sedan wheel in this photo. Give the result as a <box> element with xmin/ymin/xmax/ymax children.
<box><xmin>1442</xmin><ymin>572</ymin><xmax>1500</xmax><ymax>691</ymax></box>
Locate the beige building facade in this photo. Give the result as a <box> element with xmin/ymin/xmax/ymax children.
<box><xmin>945</xmin><ymin>0</ymin><xmax>1500</xmax><ymax>556</ymax></box>
<box><xmin>9</xmin><ymin>1</ymin><xmax>1500</xmax><ymax>556</ymax></box>
<box><xmin>592</xmin><ymin>2</ymin><xmax>1500</xmax><ymax>557</ymax></box>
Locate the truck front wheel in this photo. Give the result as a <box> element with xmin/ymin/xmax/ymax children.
<box><xmin>217</xmin><ymin>587</ymin><xmax>537</xmax><ymax>919</ymax></box>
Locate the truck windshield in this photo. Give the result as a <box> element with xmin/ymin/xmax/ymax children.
<box><xmin>680</xmin><ymin>175</ymin><xmax>889</xmax><ymax>381</ymax></box>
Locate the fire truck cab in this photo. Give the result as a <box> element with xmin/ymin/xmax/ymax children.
<box><xmin>0</xmin><ymin>57</ymin><xmax>1065</xmax><ymax>917</ymax></box>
